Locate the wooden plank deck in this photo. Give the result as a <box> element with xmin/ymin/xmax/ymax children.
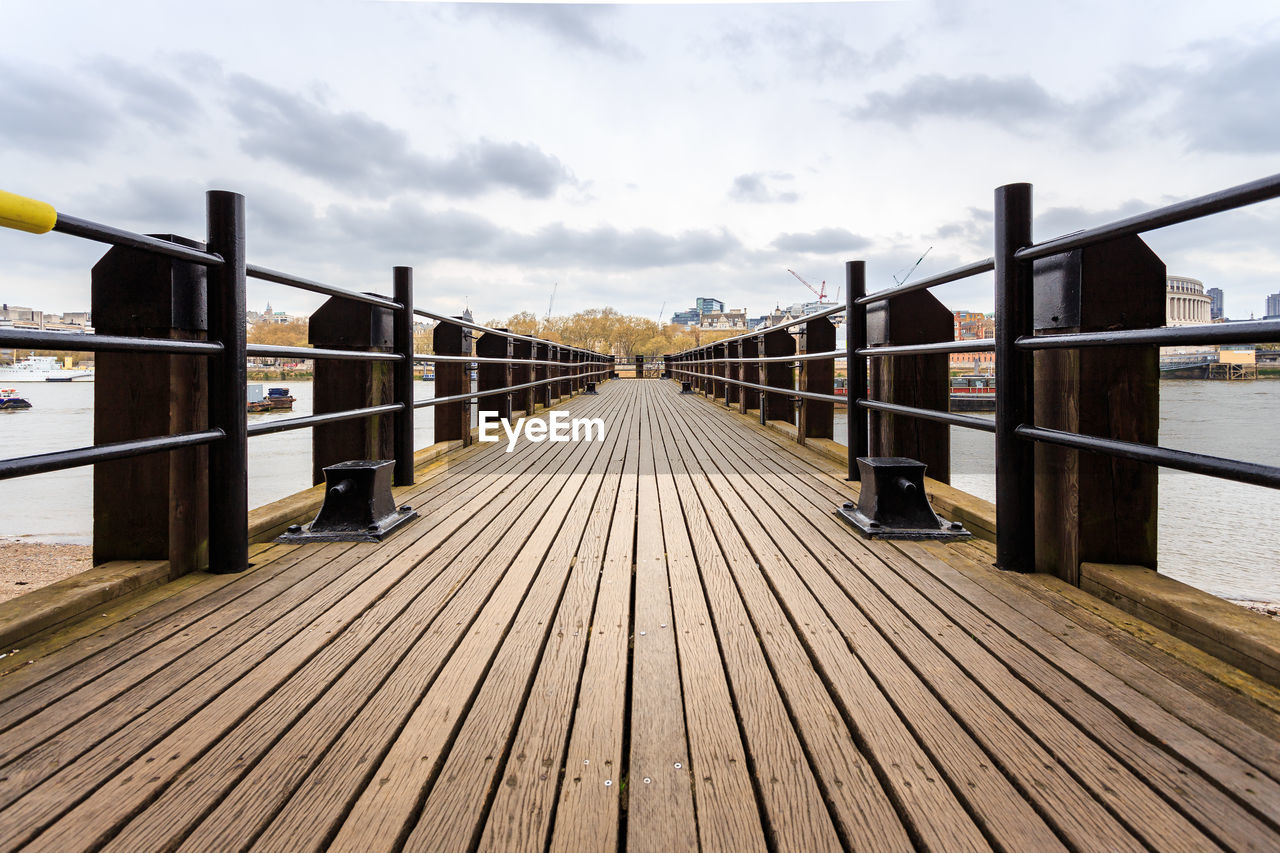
<box><xmin>2</xmin><ymin>379</ymin><xmax>1280</xmax><ymax>851</ymax></box>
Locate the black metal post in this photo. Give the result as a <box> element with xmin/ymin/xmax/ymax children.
<box><xmin>994</xmin><ymin>182</ymin><xmax>1035</xmax><ymax>571</ymax></box>
<box><xmin>848</xmin><ymin>260</ymin><xmax>868</xmax><ymax>480</ymax></box>
<box><xmin>206</xmin><ymin>190</ymin><xmax>248</xmax><ymax>573</ymax></box>
<box><xmin>392</xmin><ymin>266</ymin><xmax>414</xmax><ymax>487</ymax></box>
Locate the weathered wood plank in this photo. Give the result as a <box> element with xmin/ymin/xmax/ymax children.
<box><xmin>2</xmin><ymin>395</ymin><xmax>621</xmax><ymax>848</ymax></box>
<box><xmin>548</xmin><ymin>392</ymin><xmax>642</xmax><ymax>852</ymax></box>
<box><xmin>402</xmin><ymin>390</ymin><xmax>637</xmax><ymax>851</ymax></box>
<box><xmin>476</xmin><ymin>395</ymin><xmax>634</xmax><ymax>852</ymax></box>
<box><xmin>146</xmin><ymin>391</ymin><xmax>629</xmax><ymax>852</ymax></box>
<box><xmin>625</xmin><ymin>383</ymin><xmax>697</xmax><ymax>853</ymax></box>
<box><xmin>650</xmin><ymin>388</ymin><xmax>912</xmax><ymax>852</ymax></box>
<box><xmin>676</xmin><ymin>381</ymin><xmax>1280</xmax><ymax>849</ymax></box>
<box><xmin>669</xmin><ymin>392</ymin><xmax>1096</xmax><ymax>850</ymax></box>
<box><xmin>647</xmin><ymin>397</ymin><xmax>768</xmax><ymax>853</ymax></box>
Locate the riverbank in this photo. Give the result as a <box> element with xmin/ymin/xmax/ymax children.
<box><xmin>0</xmin><ymin>539</ymin><xmax>91</xmax><ymax>604</ymax></box>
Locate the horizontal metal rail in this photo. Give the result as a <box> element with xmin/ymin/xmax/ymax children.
<box><xmin>1016</xmin><ymin>425</ymin><xmax>1280</xmax><ymax>490</ymax></box>
<box><xmin>0</xmin><ymin>328</ymin><xmax>224</xmax><ymax>355</ymax></box>
<box><xmin>414</xmin><ymin>369</ymin><xmax>612</xmax><ymax>409</ymax></box>
<box><xmin>246</xmin><ymin>344</ymin><xmax>403</xmax><ymax>361</ymax></box>
<box><xmin>679</xmin><ymin>350</ymin><xmax>847</xmax><ymax>364</ymax></box>
<box><xmin>857</xmin><ymin>258</ymin><xmax>995</xmax><ymax>306</ymax></box>
<box><xmin>247</xmin><ymin>403</ymin><xmax>405</xmax><ymax>437</ymax></box>
<box><xmin>1016</xmin><ymin>172</ymin><xmax>1280</xmax><ymax>262</ymax></box>
<box><xmin>859</xmin><ymin>338</ymin><xmax>995</xmax><ymax>358</ymax></box>
<box><xmin>672</xmin><ymin>306</ymin><xmax>847</xmax><ymax>351</ymax></box>
<box><xmin>413</xmin><ymin>354</ymin><xmax>610</xmax><ymax>366</ymax></box>
<box><xmin>53</xmin><ymin>214</ymin><xmax>223</xmax><ymax>266</ymax></box>
<box><xmin>858</xmin><ymin>399</ymin><xmax>996</xmax><ymax>433</ymax></box>
<box><xmin>1021</xmin><ymin>319</ymin><xmax>1280</xmax><ymax>350</ymax></box>
<box><xmin>0</xmin><ymin>429</ymin><xmax>224</xmax><ymax>480</ymax></box>
<box><xmin>246</xmin><ymin>264</ymin><xmax>401</xmax><ymax>311</ymax></box>
<box><xmin>413</xmin><ymin>309</ymin><xmax>603</xmax><ymax>358</ymax></box>
<box><xmin>671</xmin><ymin>367</ymin><xmax>844</xmax><ymax>404</ymax></box>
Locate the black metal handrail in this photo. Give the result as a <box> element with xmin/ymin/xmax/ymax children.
<box><xmin>415</xmin><ymin>368</ymin><xmax>613</xmax><ymax>409</ymax></box>
<box><xmin>246</xmin><ymin>264</ymin><xmax>401</xmax><ymax>311</ymax></box>
<box><xmin>0</xmin><ymin>430</ymin><xmax>224</xmax><ymax>480</ymax></box>
<box><xmin>411</xmin><ymin>308</ymin><xmax>605</xmax><ymax>359</ymax></box>
<box><xmin>1015</xmin><ymin>172</ymin><xmax>1280</xmax><ymax>262</ymax></box>
<box><xmin>857</xmin><ymin>258</ymin><xmax>995</xmax><ymax>306</ymax></box>
<box><xmin>0</xmin><ymin>188</ymin><xmax>612</xmax><ymax>573</ymax></box>
<box><xmin>668</xmin><ymin>172</ymin><xmax>1280</xmax><ymax>581</ymax></box>
<box><xmin>0</xmin><ymin>328</ymin><xmax>224</xmax><ymax>355</ymax></box>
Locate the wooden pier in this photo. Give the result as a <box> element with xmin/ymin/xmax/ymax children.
<box><xmin>2</xmin><ymin>379</ymin><xmax>1279</xmax><ymax>851</ymax></box>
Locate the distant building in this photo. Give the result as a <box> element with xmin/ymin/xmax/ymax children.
<box><xmin>1164</xmin><ymin>275</ymin><xmax>1216</xmax><ymax>361</ymax></box>
<box><xmin>698</xmin><ymin>308</ymin><xmax>748</xmax><ymax>330</ymax></box>
<box><xmin>1207</xmin><ymin>287</ymin><xmax>1224</xmax><ymax>320</ymax></box>
<box><xmin>695</xmin><ymin>297</ymin><xmax>724</xmax><ymax>315</ymax></box>
<box><xmin>671</xmin><ymin>308</ymin><xmax>700</xmax><ymax>327</ymax></box>
<box><xmin>1167</xmin><ymin>276</ymin><xmax>1212</xmax><ymax>325</ymax></box>
<box><xmin>1266</xmin><ymin>292</ymin><xmax>1280</xmax><ymax>319</ymax></box>
<box><xmin>951</xmin><ymin>310</ymin><xmax>995</xmax><ymax>371</ymax></box>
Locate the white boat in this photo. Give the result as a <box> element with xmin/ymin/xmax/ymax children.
<box><xmin>0</xmin><ymin>355</ymin><xmax>94</xmax><ymax>382</ymax></box>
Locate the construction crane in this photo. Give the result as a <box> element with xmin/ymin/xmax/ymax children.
<box><xmin>657</xmin><ymin>301</ymin><xmax>666</xmax><ymax>325</ymax></box>
<box><xmin>546</xmin><ymin>282</ymin><xmax>557</xmax><ymax>321</ymax></box>
<box><xmin>787</xmin><ymin>268</ymin><xmax>828</xmax><ymax>302</ymax></box>
<box><xmin>893</xmin><ymin>247</ymin><xmax>933</xmax><ymax>286</ymax></box>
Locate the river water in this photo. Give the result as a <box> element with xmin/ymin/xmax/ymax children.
<box><xmin>834</xmin><ymin>378</ymin><xmax>1280</xmax><ymax>602</ymax></box>
<box><xmin>1</xmin><ymin>379</ymin><xmax>1277</xmax><ymax>601</ymax></box>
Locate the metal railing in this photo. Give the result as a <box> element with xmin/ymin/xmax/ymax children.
<box><xmin>0</xmin><ymin>189</ymin><xmax>610</xmax><ymax>573</ymax></box>
<box><xmin>667</xmin><ymin>173</ymin><xmax>1280</xmax><ymax>576</ymax></box>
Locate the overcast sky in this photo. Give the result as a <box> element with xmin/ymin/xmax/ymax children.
<box><xmin>3</xmin><ymin>0</ymin><xmax>1280</xmax><ymax>324</ymax></box>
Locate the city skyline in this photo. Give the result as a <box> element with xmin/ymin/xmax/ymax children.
<box><xmin>3</xmin><ymin>2</ymin><xmax>1280</xmax><ymax>326</ymax></box>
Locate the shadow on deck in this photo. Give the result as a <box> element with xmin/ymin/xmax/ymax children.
<box><xmin>1</xmin><ymin>379</ymin><xmax>1279</xmax><ymax>851</ymax></box>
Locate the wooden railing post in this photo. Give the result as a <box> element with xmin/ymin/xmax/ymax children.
<box><xmin>710</xmin><ymin>342</ymin><xmax>723</xmax><ymax>399</ymax></box>
<box><xmin>558</xmin><ymin>347</ymin><xmax>571</xmax><ymax>398</ymax></box>
<box><xmin>309</xmin><ymin>293</ymin><xmax>395</xmax><ymax>484</ymax></box>
<box><xmin>799</xmin><ymin>315</ymin><xmax>835</xmax><ymax>444</ymax></box>
<box><xmin>1032</xmin><ymin>236</ymin><xmax>1163</xmax><ymax>582</ymax></box>
<box><xmin>533</xmin><ymin>341</ymin><xmax>551</xmax><ymax>409</ymax></box>
<box><xmin>434</xmin><ymin>319</ymin><xmax>473</xmax><ymax>447</ymax></box>
<box><xmin>91</xmin><ymin>233</ymin><xmax>210</xmax><ymax>573</ymax></box>
<box><xmin>513</xmin><ymin>337</ymin><xmax>534</xmax><ymax>416</ymax></box>
<box><xmin>476</xmin><ymin>329</ymin><xmax>512</xmax><ymax>422</ymax></box>
<box><xmin>392</xmin><ymin>267</ymin><xmax>414</xmax><ymax>487</ymax></box>
<box><xmin>741</xmin><ymin>336</ymin><xmax>759</xmax><ymax>415</ymax></box>
<box><xmin>726</xmin><ymin>341</ymin><xmax>741</xmax><ymax>408</ymax></box>
<box><xmin>762</xmin><ymin>328</ymin><xmax>795</xmax><ymax>424</ymax></box>
<box><xmin>867</xmin><ymin>291</ymin><xmax>951</xmax><ymax>482</ymax></box>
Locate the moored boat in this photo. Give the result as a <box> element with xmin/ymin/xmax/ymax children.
<box><xmin>950</xmin><ymin>374</ymin><xmax>996</xmax><ymax>412</ymax></box>
<box><xmin>0</xmin><ymin>388</ymin><xmax>32</xmax><ymax>410</ymax></box>
<box><xmin>266</xmin><ymin>387</ymin><xmax>295</xmax><ymax>410</ymax></box>
<box><xmin>0</xmin><ymin>355</ymin><xmax>94</xmax><ymax>382</ymax></box>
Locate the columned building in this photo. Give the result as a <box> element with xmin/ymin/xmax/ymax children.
<box><xmin>1164</xmin><ymin>275</ymin><xmax>1215</xmax><ymax>362</ymax></box>
<box><xmin>1166</xmin><ymin>276</ymin><xmax>1212</xmax><ymax>325</ymax></box>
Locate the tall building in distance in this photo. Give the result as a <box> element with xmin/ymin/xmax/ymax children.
<box><xmin>670</xmin><ymin>308</ymin><xmax>700</xmax><ymax>326</ymax></box>
<box><xmin>1207</xmin><ymin>287</ymin><xmax>1224</xmax><ymax>320</ymax></box>
<box><xmin>695</xmin><ymin>297</ymin><xmax>724</xmax><ymax>315</ymax></box>
<box><xmin>1266</xmin><ymin>292</ymin><xmax>1280</xmax><ymax>319</ymax></box>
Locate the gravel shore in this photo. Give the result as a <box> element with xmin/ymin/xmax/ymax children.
<box><xmin>0</xmin><ymin>540</ymin><xmax>92</xmax><ymax>604</ymax></box>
